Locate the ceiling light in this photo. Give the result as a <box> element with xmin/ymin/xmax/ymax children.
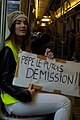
<box><xmin>41</xmin><ymin>18</ymin><xmax>51</xmax><ymax>22</ymax></box>
<box><xmin>40</xmin><ymin>23</ymin><xmax>46</xmax><ymax>26</ymax></box>
<box><xmin>34</xmin><ymin>0</ymin><xmax>39</xmax><ymax>18</ymax></box>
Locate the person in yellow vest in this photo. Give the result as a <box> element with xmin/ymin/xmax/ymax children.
<box><xmin>0</xmin><ymin>11</ymin><xmax>71</xmax><ymax>120</ymax></box>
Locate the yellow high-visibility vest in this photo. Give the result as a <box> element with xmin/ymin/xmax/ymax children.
<box><xmin>1</xmin><ymin>40</ymin><xmax>19</xmax><ymax>104</ymax></box>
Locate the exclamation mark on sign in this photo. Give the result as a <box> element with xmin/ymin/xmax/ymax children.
<box><xmin>78</xmin><ymin>72</ymin><xmax>80</xmax><ymax>95</ymax></box>
<box><xmin>74</xmin><ymin>72</ymin><xmax>78</xmax><ymax>85</ymax></box>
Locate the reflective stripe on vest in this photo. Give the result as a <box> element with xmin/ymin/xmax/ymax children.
<box><xmin>1</xmin><ymin>40</ymin><xmax>20</xmax><ymax>104</ymax></box>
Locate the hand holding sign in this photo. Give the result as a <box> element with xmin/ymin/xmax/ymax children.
<box><xmin>28</xmin><ymin>84</ymin><xmax>35</xmax><ymax>98</ymax></box>
<box><xmin>45</xmin><ymin>48</ymin><xmax>54</xmax><ymax>59</ymax></box>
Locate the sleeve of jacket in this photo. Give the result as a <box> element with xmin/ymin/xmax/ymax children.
<box><xmin>0</xmin><ymin>46</ymin><xmax>32</xmax><ymax>103</ymax></box>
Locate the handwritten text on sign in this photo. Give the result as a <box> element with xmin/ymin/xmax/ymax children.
<box><xmin>13</xmin><ymin>51</ymin><xmax>80</xmax><ymax>97</ymax></box>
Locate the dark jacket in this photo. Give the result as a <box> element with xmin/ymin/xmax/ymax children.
<box><xmin>0</xmin><ymin>46</ymin><xmax>31</xmax><ymax>103</ymax></box>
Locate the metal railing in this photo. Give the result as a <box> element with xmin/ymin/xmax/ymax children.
<box><xmin>0</xmin><ymin>0</ymin><xmax>7</xmax><ymax>51</ymax></box>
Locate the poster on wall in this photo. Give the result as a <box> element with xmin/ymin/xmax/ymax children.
<box><xmin>13</xmin><ymin>51</ymin><xmax>80</xmax><ymax>97</ymax></box>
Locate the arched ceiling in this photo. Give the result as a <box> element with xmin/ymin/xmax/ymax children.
<box><xmin>34</xmin><ymin>0</ymin><xmax>51</xmax><ymax>19</ymax></box>
<box><xmin>32</xmin><ymin>0</ymin><xmax>67</xmax><ymax>20</ymax></box>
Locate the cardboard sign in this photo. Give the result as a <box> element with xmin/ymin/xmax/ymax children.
<box><xmin>13</xmin><ymin>51</ymin><xmax>80</xmax><ymax>97</ymax></box>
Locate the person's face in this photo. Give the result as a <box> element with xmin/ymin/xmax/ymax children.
<box><xmin>15</xmin><ymin>17</ymin><xmax>28</xmax><ymax>36</ymax></box>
